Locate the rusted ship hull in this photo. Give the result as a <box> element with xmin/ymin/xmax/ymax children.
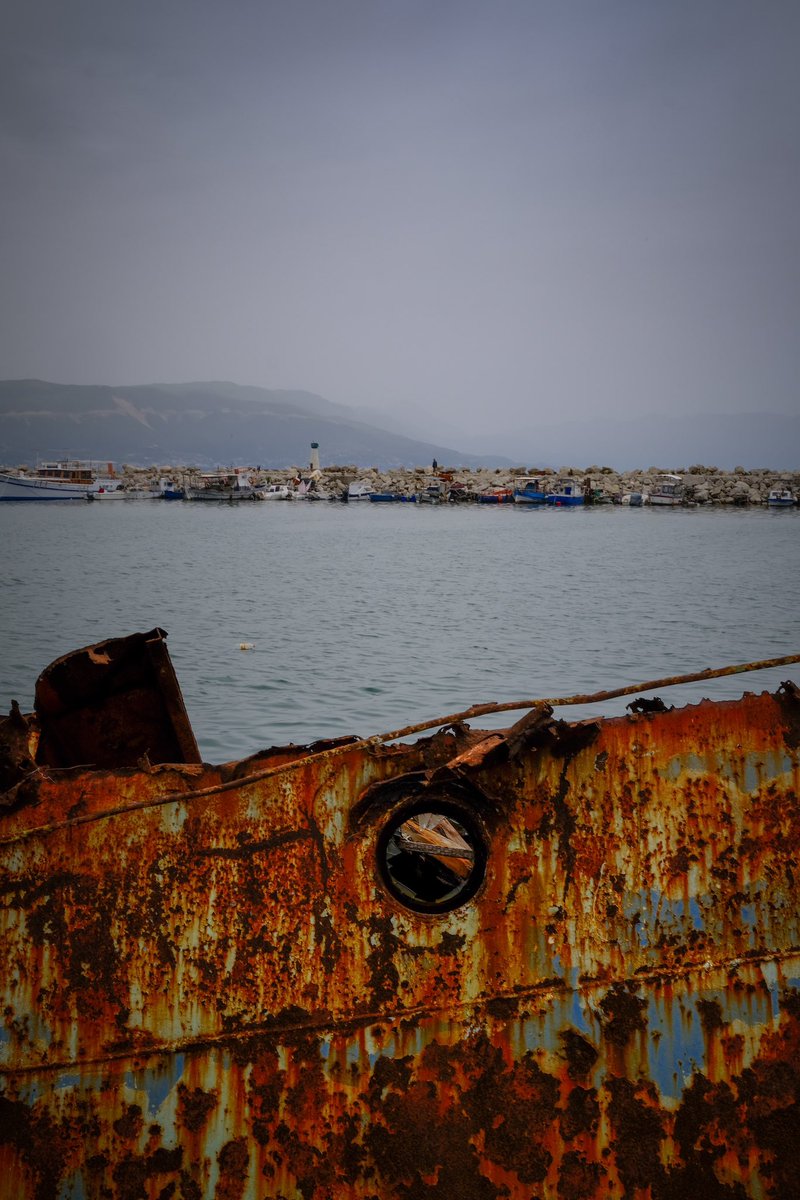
<box><xmin>1</xmin><ymin>633</ymin><xmax>799</xmax><ymax>1198</ymax></box>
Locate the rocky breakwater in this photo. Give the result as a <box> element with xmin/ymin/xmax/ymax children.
<box><xmin>291</xmin><ymin>464</ymin><xmax>798</xmax><ymax>505</ymax></box>
<box><xmin>117</xmin><ymin>463</ymin><xmax>799</xmax><ymax>505</ymax></box>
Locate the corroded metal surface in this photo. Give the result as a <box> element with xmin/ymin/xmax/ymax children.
<box><xmin>1</xmin><ymin>641</ymin><xmax>799</xmax><ymax>1198</ymax></box>
<box><xmin>34</xmin><ymin>627</ymin><xmax>200</xmax><ymax>770</ymax></box>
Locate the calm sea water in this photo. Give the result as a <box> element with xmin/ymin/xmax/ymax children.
<box><xmin>2</xmin><ymin>500</ymin><xmax>798</xmax><ymax>760</ymax></box>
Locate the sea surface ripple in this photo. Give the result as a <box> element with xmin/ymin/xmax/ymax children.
<box><xmin>1</xmin><ymin>501</ymin><xmax>798</xmax><ymax>760</ymax></box>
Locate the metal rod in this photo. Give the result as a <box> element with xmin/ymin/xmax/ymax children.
<box><xmin>372</xmin><ymin>651</ymin><xmax>800</xmax><ymax>744</ymax></box>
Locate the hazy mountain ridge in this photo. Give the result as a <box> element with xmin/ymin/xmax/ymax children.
<box><xmin>0</xmin><ymin>379</ymin><xmax>509</xmax><ymax>469</ymax></box>
<box><xmin>0</xmin><ymin>379</ymin><xmax>797</xmax><ymax>470</ymax></box>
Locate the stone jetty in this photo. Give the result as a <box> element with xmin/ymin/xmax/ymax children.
<box><xmin>117</xmin><ymin>463</ymin><xmax>798</xmax><ymax>505</ymax></box>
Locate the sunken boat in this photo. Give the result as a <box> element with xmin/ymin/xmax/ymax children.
<box><xmin>1</xmin><ymin>630</ymin><xmax>799</xmax><ymax>1199</ymax></box>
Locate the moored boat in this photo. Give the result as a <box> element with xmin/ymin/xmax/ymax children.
<box><xmin>159</xmin><ymin>477</ymin><xmax>186</xmax><ymax>500</ymax></box>
<box><xmin>346</xmin><ymin>481</ymin><xmax>374</xmax><ymax>502</ymax></box>
<box><xmin>88</xmin><ymin>479</ymin><xmax>162</xmax><ymax>500</ymax></box>
<box><xmin>767</xmin><ymin>486</ymin><xmax>795</xmax><ymax>507</ymax></box>
<box><xmin>185</xmin><ymin>469</ymin><xmax>257</xmax><ymax>501</ymax></box>
<box><xmin>545</xmin><ymin>478</ymin><xmax>584</xmax><ymax>506</ymax></box>
<box><xmin>648</xmin><ymin>473</ymin><xmax>685</xmax><ymax>506</ymax></box>
<box><xmin>0</xmin><ymin>459</ymin><xmax>113</xmax><ymax>501</ymax></box>
<box><xmin>2</xmin><ymin>633</ymin><xmax>800</xmax><ymax>1198</ymax></box>
<box><xmin>417</xmin><ymin>479</ymin><xmax>445</xmax><ymax>503</ymax></box>
<box><xmin>512</xmin><ymin>477</ymin><xmax>548</xmax><ymax>505</ymax></box>
<box><xmin>260</xmin><ymin>483</ymin><xmax>294</xmax><ymax>501</ymax></box>
<box><xmin>477</xmin><ymin>486</ymin><xmax>514</xmax><ymax>504</ymax></box>
<box><xmin>86</xmin><ymin>478</ymin><xmax>127</xmax><ymax>499</ymax></box>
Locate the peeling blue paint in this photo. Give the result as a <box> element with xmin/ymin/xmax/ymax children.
<box><xmin>646</xmin><ymin>992</ymin><xmax>705</xmax><ymax>1102</ymax></box>
<box><xmin>58</xmin><ymin>1173</ymin><xmax>86</xmax><ymax>1200</ymax></box>
<box><xmin>687</xmin><ymin>897</ymin><xmax>704</xmax><ymax>931</ymax></box>
<box><xmin>125</xmin><ymin>1052</ymin><xmax>185</xmax><ymax>1116</ymax></box>
<box><xmin>55</xmin><ymin>1073</ymin><xmax>82</xmax><ymax>1090</ymax></box>
<box><xmin>664</xmin><ymin>753</ymin><xmax>707</xmax><ymax>781</ymax></box>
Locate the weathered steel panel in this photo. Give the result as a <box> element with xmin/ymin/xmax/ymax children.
<box><xmin>33</xmin><ymin>627</ymin><xmax>201</xmax><ymax>770</ymax></box>
<box><xmin>1</xmin><ymin>640</ymin><xmax>799</xmax><ymax>1198</ymax></box>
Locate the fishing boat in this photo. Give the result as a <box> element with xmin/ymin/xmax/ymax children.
<box><xmin>1</xmin><ymin>632</ymin><xmax>799</xmax><ymax>1199</ymax></box>
<box><xmin>0</xmin><ymin>459</ymin><xmax>113</xmax><ymax>501</ymax></box>
<box><xmin>417</xmin><ymin>480</ymin><xmax>445</xmax><ymax>503</ymax></box>
<box><xmin>260</xmin><ymin>483</ymin><xmax>294</xmax><ymax>501</ymax></box>
<box><xmin>88</xmin><ymin>479</ymin><xmax>162</xmax><ymax>501</ymax></box>
<box><xmin>648</xmin><ymin>473</ymin><xmax>685</xmax><ymax>506</ymax></box>
<box><xmin>767</xmin><ymin>486</ymin><xmax>795</xmax><ymax>507</ymax></box>
<box><xmin>545</xmin><ymin>478</ymin><xmax>584</xmax><ymax>506</ymax></box>
<box><xmin>86</xmin><ymin>478</ymin><xmax>127</xmax><ymax>499</ymax></box>
<box><xmin>159</xmin><ymin>478</ymin><xmax>186</xmax><ymax>501</ymax></box>
<box><xmin>477</xmin><ymin>486</ymin><xmax>513</xmax><ymax>504</ymax></box>
<box><xmin>369</xmin><ymin>491</ymin><xmax>416</xmax><ymax>503</ymax></box>
<box><xmin>346</xmin><ymin>481</ymin><xmax>374</xmax><ymax>502</ymax></box>
<box><xmin>512</xmin><ymin>478</ymin><xmax>548</xmax><ymax>505</ymax></box>
<box><xmin>185</xmin><ymin>469</ymin><xmax>257</xmax><ymax>501</ymax></box>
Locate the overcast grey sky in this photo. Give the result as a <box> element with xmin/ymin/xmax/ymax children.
<box><xmin>1</xmin><ymin>0</ymin><xmax>798</xmax><ymax>443</ymax></box>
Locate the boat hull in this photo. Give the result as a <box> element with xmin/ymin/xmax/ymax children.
<box><xmin>0</xmin><ymin>472</ymin><xmax>90</xmax><ymax>501</ymax></box>
<box><xmin>185</xmin><ymin>489</ymin><xmax>256</xmax><ymax>501</ymax></box>
<box><xmin>1</xmin><ymin>638</ymin><xmax>799</xmax><ymax>1198</ymax></box>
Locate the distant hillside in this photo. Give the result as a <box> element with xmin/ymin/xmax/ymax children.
<box><xmin>0</xmin><ymin>380</ymin><xmax>512</xmax><ymax>470</ymax></box>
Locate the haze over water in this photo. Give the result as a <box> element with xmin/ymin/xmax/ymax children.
<box><xmin>2</xmin><ymin>501</ymin><xmax>798</xmax><ymax>760</ymax></box>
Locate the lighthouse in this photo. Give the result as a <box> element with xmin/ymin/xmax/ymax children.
<box><xmin>309</xmin><ymin>442</ymin><xmax>320</xmax><ymax>472</ymax></box>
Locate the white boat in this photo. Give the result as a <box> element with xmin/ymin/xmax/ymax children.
<box><xmin>346</xmin><ymin>481</ymin><xmax>373</xmax><ymax>502</ymax></box>
<box><xmin>767</xmin><ymin>487</ymin><xmax>795</xmax><ymax>507</ymax></box>
<box><xmin>648</xmin><ymin>474</ymin><xmax>685</xmax><ymax>506</ymax></box>
<box><xmin>417</xmin><ymin>480</ymin><xmax>445</xmax><ymax>504</ymax></box>
<box><xmin>0</xmin><ymin>460</ymin><xmax>112</xmax><ymax>501</ymax></box>
<box><xmin>87</xmin><ymin>470</ymin><xmax>164</xmax><ymax>500</ymax></box>
<box><xmin>87</xmin><ymin>479</ymin><xmax>126</xmax><ymax>500</ymax></box>
<box><xmin>185</xmin><ymin>469</ymin><xmax>257</xmax><ymax>501</ymax></box>
<box><xmin>260</xmin><ymin>483</ymin><xmax>294</xmax><ymax>501</ymax></box>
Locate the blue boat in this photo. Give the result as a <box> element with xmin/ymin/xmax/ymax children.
<box><xmin>369</xmin><ymin>492</ymin><xmax>416</xmax><ymax>503</ymax></box>
<box><xmin>767</xmin><ymin>487</ymin><xmax>795</xmax><ymax>507</ymax></box>
<box><xmin>477</xmin><ymin>487</ymin><xmax>514</xmax><ymax>504</ymax></box>
<box><xmin>512</xmin><ymin>478</ymin><xmax>547</xmax><ymax>505</ymax></box>
<box><xmin>546</xmin><ymin>478</ymin><xmax>584</xmax><ymax>506</ymax></box>
<box><xmin>159</xmin><ymin>477</ymin><xmax>186</xmax><ymax>500</ymax></box>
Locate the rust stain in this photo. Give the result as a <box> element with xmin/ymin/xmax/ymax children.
<box><xmin>1</xmin><ymin>635</ymin><xmax>800</xmax><ymax>1198</ymax></box>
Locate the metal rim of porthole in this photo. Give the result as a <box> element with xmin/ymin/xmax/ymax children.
<box><xmin>377</xmin><ymin>798</ymin><xmax>487</xmax><ymax>914</ymax></box>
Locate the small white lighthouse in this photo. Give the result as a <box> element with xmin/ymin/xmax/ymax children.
<box><xmin>309</xmin><ymin>442</ymin><xmax>320</xmax><ymax>472</ymax></box>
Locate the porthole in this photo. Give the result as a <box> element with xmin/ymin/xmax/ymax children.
<box><xmin>378</xmin><ymin>801</ymin><xmax>486</xmax><ymax>913</ymax></box>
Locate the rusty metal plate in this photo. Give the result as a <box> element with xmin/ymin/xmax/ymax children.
<box><xmin>1</xmin><ymin>643</ymin><xmax>799</xmax><ymax>1198</ymax></box>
